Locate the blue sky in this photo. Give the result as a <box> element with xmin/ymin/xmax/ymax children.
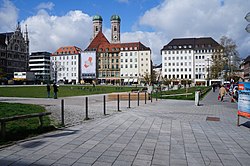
<box><xmin>13</xmin><ymin>0</ymin><xmax>162</xmax><ymax>32</ymax></box>
<box><xmin>0</xmin><ymin>0</ymin><xmax>250</xmax><ymax>64</ymax></box>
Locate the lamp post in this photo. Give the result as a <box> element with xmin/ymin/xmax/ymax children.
<box><xmin>205</xmin><ymin>58</ymin><xmax>213</xmax><ymax>86</ymax></box>
<box><xmin>245</xmin><ymin>12</ymin><xmax>250</xmax><ymax>33</ymax></box>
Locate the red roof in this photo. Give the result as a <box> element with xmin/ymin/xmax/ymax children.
<box><xmin>86</xmin><ymin>32</ymin><xmax>110</xmax><ymax>51</ymax></box>
<box><xmin>85</xmin><ymin>32</ymin><xmax>150</xmax><ymax>53</ymax></box>
<box><xmin>52</xmin><ymin>46</ymin><xmax>82</xmax><ymax>56</ymax></box>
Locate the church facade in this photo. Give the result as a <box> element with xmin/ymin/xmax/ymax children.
<box><xmin>84</xmin><ymin>15</ymin><xmax>152</xmax><ymax>85</ymax></box>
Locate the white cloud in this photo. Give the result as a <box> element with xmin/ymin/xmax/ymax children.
<box><xmin>22</xmin><ymin>10</ymin><xmax>92</xmax><ymax>53</ymax></box>
<box><xmin>36</xmin><ymin>2</ymin><xmax>55</xmax><ymax>11</ymax></box>
<box><xmin>0</xmin><ymin>0</ymin><xmax>19</xmax><ymax>32</ymax></box>
<box><xmin>121</xmin><ymin>31</ymin><xmax>166</xmax><ymax>65</ymax></box>
<box><xmin>137</xmin><ymin>0</ymin><xmax>250</xmax><ymax>61</ymax></box>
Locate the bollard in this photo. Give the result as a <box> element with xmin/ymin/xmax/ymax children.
<box><xmin>128</xmin><ymin>93</ymin><xmax>131</xmax><ymax>108</ymax></box>
<box><xmin>103</xmin><ymin>95</ymin><xmax>106</xmax><ymax>115</ymax></box>
<box><xmin>138</xmin><ymin>92</ymin><xmax>140</xmax><ymax>106</ymax></box>
<box><xmin>85</xmin><ymin>97</ymin><xmax>89</xmax><ymax>120</ymax></box>
<box><xmin>151</xmin><ymin>92</ymin><xmax>153</xmax><ymax>102</ymax></box>
<box><xmin>156</xmin><ymin>91</ymin><xmax>158</xmax><ymax>101</ymax></box>
<box><xmin>61</xmin><ymin>99</ymin><xmax>65</xmax><ymax>126</ymax></box>
<box><xmin>145</xmin><ymin>92</ymin><xmax>147</xmax><ymax>104</ymax></box>
<box><xmin>117</xmin><ymin>94</ymin><xmax>120</xmax><ymax>111</ymax></box>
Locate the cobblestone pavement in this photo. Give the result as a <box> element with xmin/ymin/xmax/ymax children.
<box><xmin>0</xmin><ymin>89</ymin><xmax>250</xmax><ymax>166</ymax></box>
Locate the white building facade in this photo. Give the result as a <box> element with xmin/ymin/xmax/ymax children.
<box><xmin>120</xmin><ymin>42</ymin><xmax>151</xmax><ymax>84</ymax></box>
<box><xmin>51</xmin><ymin>46</ymin><xmax>82</xmax><ymax>84</ymax></box>
<box><xmin>161</xmin><ymin>37</ymin><xmax>221</xmax><ymax>85</ymax></box>
<box><xmin>29</xmin><ymin>52</ymin><xmax>51</xmax><ymax>83</ymax></box>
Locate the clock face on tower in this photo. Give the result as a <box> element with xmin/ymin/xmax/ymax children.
<box><xmin>114</xmin><ymin>35</ymin><xmax>117</xmax><ymax>40</ymax></box>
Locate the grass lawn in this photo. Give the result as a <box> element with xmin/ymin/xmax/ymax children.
<box><xmin>0</xmin><ymin>102</ymin><xmax>55</xmax><ymax>145</ymax></box>
<box><xmin>0</xmin><ymin>85</ymin><xmax>139</xmax><ymax>98</ymax></box>
<box><xmin>154</xmin><ymin>86</ymin><xmax>211</xmax><ymax>100</ymax></box>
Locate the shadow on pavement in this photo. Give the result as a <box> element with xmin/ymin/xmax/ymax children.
<box><xmin>43</xmin><ymin>129</ymin><xmax>80</xmax><ymax>138</ymax></box>
<box><xmin>241</xmin><ymin>121</ymin><xmax>250</xmax><ymax>128</ymax></box>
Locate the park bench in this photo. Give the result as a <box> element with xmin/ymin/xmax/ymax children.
<box><xmin>0</xmin><ymin>112</ymin><xmax>51</xmax><ymax>139</ymax></box>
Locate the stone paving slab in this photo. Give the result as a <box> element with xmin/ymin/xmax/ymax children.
<box><xmin>0</xmin><ymin>89</ymin><xmax>250</xmax><ymax>165</ymax></box>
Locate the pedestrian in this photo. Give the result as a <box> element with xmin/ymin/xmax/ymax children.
<box><xmin>46</xmin><ymin>83</ymin><xmax>51</xmax><ymax>98</ymax></box>
<box><xmin>53</xmin><ymin>83</ymin><xmax>58</xmax><ymax>99</ymax></box>
<box><xmin>219</xmin><ymin>84</ymin><xmax>226</xmax><ymax>102</ymax></box>
<box><xmin>212</xmin><ymin>83</ymin><xmax>216</xmax><ymax>92</ymax></box>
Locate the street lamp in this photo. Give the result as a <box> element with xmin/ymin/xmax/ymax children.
<box><xmin>245</xmin><ymin>12</ymin><xmax>250</xmax><ymax>33</ymax></box>
<box><xmin>205</xmin><ymin>58</ymin><xmax>213</xmax><ymax>86</ymax></box>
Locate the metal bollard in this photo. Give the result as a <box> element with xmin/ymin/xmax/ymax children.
<box><xmin>156</xmin><ymin>91</ymin><xmax>158</xmax><ymax>101</ymax></box>
<box><xmin>145</xmin><ymin>92</ymin><xmax>147</xmax><ymax>104</ymax></box>
<box><xmin>61</xmin><ymin>99</ymin><xmax>65</xmax><ymax>126</ymax></box>
<box><xmin>138</xmin><ymin>92</ymin><xmax>140</xmax><ymax>106</ymax></box>
<box><xmin>103</xmin><ymin>95</ymin><xmax>106</xmax><ymax>115</ymax></box>
<box><xmin>117</xmin><ymin>94</ymin><xmax>121</xmax><ymax>111</ymax></box>
<box><xmin>151</xmin><ymin>92</ymin><xmax>153</xmax><ymax>102</ymax></box>
<box><xmin>128</xmin><ymin>93</ymin><xmax>131</xmax><ymax>108</ymax></box>
<box><xmin>85</xmin><ymin>97</ymin><xmax>89</xmax><ymax>120</ymax></box>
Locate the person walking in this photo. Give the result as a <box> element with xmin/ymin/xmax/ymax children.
<box><xmin>219</xmin><ymin>85</ymin><xmax>226</xmax><ymax>102</ymax></box>
<box><xmin>46</xmin><ymin>84</ymin><xmax>51</xmax><ymax>98</ymax></box>
<box><xmin>212</xmin><ymin>83</ymin><xmax>216</xmax><ymax>92</ymax></box>
<box><xmin>53</xmin><ymin>83</ymin><xmax>58</xmax><ymax>99</ymax></box>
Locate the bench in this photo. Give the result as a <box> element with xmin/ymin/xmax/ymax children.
<box><xmin>0</xmin><ymin>112</ymin><xmax>51</xmax><ymax>139</ymax></box>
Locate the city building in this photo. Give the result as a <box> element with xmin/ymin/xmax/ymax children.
<box><xmin>51</xmin><ymin>46</ymin><xmax>82</xmax><ymax>84</ymax></box>
<box><xmin>84</xmin><ymin>15</ymin><xmax>151</xmax><ymax>85</ymax></box>
<box><xmin>241</xmin><ymin>55</ymin><xmax>250</xmax><ymax>81</ymax></box>
<box><xmin>0</xmin><ymin>23</ymin><xmax>29</xmax><ymax>81</ymax></box>
<box><xmin>161</xmin><ymin>37</ymin><xmax>221</xmax><ymax>86</ymax></box>
<box><xmin>29</xmin><ymin>52</ymin><xmax>51</xmax><ymax>83</ymax></box>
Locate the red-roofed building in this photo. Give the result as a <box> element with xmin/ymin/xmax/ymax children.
<box><xmin>51</xmin><ymin>46</ymin><xmax>82</xmax><ymax>84</ymax></box>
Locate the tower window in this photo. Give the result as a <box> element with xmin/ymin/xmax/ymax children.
<box><xmin>95</xmin><ymin>26</ymin><xmax>98</xmax><ymax>31</ymax></box>
<box><xmin>114</xmin><ymin>26</ymin><xmax>117</xmax><ymax>31</ymax></box>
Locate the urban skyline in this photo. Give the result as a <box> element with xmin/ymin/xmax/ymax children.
<box><xmin>0</xmin><ymin>0</ymin><xmax>249</xmax><ymax>64</ymax></box>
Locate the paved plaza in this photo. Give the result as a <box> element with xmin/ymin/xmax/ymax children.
<box><xmin>0</xmin><ymin>89</ymin><xmax>250</xmax><ymax>166</ymax></box>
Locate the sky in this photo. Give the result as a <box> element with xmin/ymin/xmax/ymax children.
<box><xmin>0</xmin><ymin>0</ymin><xmax>249</xmax><ymax>65</ymax></box>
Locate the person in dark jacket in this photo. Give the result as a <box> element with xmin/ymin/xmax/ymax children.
<box><xmin>53</xmin><ymin>83</ymin><xmax>58</xmax><ymax>99</ymax></box>
<box><xmin>46</xmin><ymin>84</ymin><xmax>51</xmax><ymax>98</ymax></box>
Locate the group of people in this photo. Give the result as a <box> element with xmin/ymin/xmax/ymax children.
<box><xmin>46</xmin><ymin>83</ymin><xmax>58</xmax><ymax>99</ymax></box>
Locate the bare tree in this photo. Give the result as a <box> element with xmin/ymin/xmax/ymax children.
<box><xmin>210</xmin><ymin>36</ymin><xmax>240</xmax><ymax>80</ymax></box>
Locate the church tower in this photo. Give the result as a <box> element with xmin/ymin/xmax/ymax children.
<box><xmin>110</xmin><ymin>15</ymin><xmax>121</xmax><ymax>43</ymax></box>
<box><xmin>92</xmin><ymin>15</ymin><xmax>103</xmax><ymax>39</ymax></box>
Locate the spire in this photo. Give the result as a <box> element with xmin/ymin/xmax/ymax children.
<box><xmin>25</xmin><ymin>24</ymin><xmax>29</xmax><ymax>43</ymax></box>
<box><xmin>16</xmin><ymin>21</ymin><xmax>21</xmax><ymax>31</ymax></box>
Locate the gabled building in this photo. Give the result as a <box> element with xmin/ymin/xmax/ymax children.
<box><xmin>84</xmin><ymin>15</ymin><xmax>151</xmax><ymax>85</ymax></box>
<box><xmin>51</xmin><ymin>46</ymin><xmax>82</xmax><ymax>84</ymax></box>
<box><xmin>0</xmin><ymin>23</ymin><xmax>29</xmax><ymax>81</ymax></box>
<box><xmin>161</xmin><ymin>37</ymin><xmax>221</xmax><ymax>86</ymax></box>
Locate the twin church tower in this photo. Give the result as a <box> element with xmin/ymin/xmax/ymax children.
<box><xmin>92</xmin><ymin>15</ymin><xmax>121</xmax><ymax>43</ymax></box>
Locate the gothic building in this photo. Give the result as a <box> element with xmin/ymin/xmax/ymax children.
<box><xmin>0</xmin><ymin>22</ymin><xmax>29</xmax><ymax>81</ymax></box>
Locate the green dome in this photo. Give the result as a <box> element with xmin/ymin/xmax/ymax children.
<box><xmin>93</xmin><ymin>15</ymin><xmax>103</xmax><ymax>21</ymax></box>
<box><xmin>110</xmin><ymin>15</ymin><xmax>121</xmax><ymax>21</ymax></box>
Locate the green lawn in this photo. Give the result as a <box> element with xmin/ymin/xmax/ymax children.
<box><xmin>0</xmin><ymin>85</ymin><xmax>139</xmax><ymax>98</ymax></box>
<box><xmin>154</xmin><ymin>86</ymin><xmax>211</xmax><ymax>100</ymax></box>
<box><xmin>0</xmin><ymin>102</ymin><xmax>54</xmax><ymax>145</ymax></box>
